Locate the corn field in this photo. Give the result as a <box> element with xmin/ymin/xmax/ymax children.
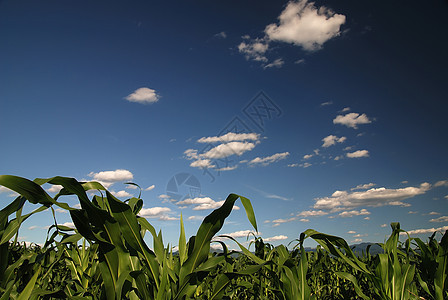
<box><xmin>0</xmin><ymin>175</ymin><xmax>447</xmax><ymax>299</ymax></box>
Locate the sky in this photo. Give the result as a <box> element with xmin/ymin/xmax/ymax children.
<box><xmin>1</xmin><ymin>0</ymin><xmax>448</xmax><ymax>250</ymax></box>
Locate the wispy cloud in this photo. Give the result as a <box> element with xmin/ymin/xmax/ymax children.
<box><xmin>176</xmin><ymin>197</ymin><xmax>240</xmax><ymax>211</ymax></box>
<box><xmin>264</xmin><ymin>58</ymin><xmax>284</xmax><ymax>69</ymax></box>
<box><xmin>264</xmin><ymin>235</ymin><xmax>288</xmax><ymax>242</ymax></box>
<box><xmin>400</xmin><ymin>225</ymin><xmax>448</xmax><ymax>236</ymax></box>
<box><xmin>145</xmin><ymin>185</ymin><xmax>155</xmax><ymax>191</ymax></box>
<box><xmin>247</xmin><ymin>152</ymin><xmax>290</xmax><ymax>166</ymax></box>
<box><xmin>197</xmin><ymin>132</ymin><xmax>260</xmax><ymax>144</ymax></box>
<box><xmin>214</xmin><ymin>31</ymin><xmax>227</xmax><ymax>39</ymax></box>
<box><xmin>429</xmin><ymin>216</ymin><xmax>448</xmax><ymax>223</ymax></box>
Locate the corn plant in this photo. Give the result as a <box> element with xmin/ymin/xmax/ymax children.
<box><xmin>0</xmin><ymin>174</ymin><xmax>447</xmax><ymax>299</ymax></box>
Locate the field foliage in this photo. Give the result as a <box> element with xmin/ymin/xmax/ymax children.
<box><xmin>0</xmin><ymin>175</ymin><xmax>447</xmax><ymax>299</ymax></box>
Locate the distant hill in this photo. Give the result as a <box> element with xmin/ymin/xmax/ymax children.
<box><xmin>350</xmin><ymin>242</ymin><xmax>384</xmax><ymax>255</ymax></box>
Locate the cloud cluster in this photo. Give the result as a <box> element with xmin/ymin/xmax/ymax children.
<box><xmin>185</xmin><ymin>132</ymin><xmax>260</xmax><ymax>170</ymax></box>
<box><xmin>322</xmin><ymin>135</ymin><xmax>346</xmax><ymax>147</ymax></box>
<box><xmin>429</xmin><ymin>216</ymin><xmax>448</xmax><ymax>223</ymax></box>
<box><xmin>313</xmin><ymin>183</ymin><xmax>431</xmax><ymax>211</ymax></box>
<box><xmin>400</xmin><ymin>225</ymin><xmax>448</xmax><ymax>236</ymax></box>
<box><xmin>238</xmin><ymin>0</ymin><xmax>346</xmax><ymax>67</ymax></box>
<box><xmin>125</xmin><ymin>87</ymin><xmax>160</xmax><ymax>104</ymax></box>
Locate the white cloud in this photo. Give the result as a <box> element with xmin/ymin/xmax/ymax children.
<box><xmin>88</xmin><ymin>169</ymin><xmax>134</xmax><ymax>188</ymax></box>
<box><xmin>346</xmin><ymin>150</ymin><xmax>369</xmax><ymax>158</ymax></box>
<box><xmin>248</xmin><ymin>152</ymin><xmax>290</xmax><ymax>166</ymax></box>
<box><xmin>0</xmin><ymin>186</ymin><xmax>19</xmax><ymax>197</ymax></box>
<box><xmin>272</xmin><ymin>217</ymin><xmax>297</xmax><ymax>225</ymax></box>
<box><xmin>342</xmin><ymin>107</ymin><xmax>350</xmax><ymax>112</ymax></box>
<box><xmin>298</xmin><ymin>210</ymin><xmax>329</xmax><ymax>217</ymax></box>
<box><xmin>198</xmin><ymin>132</ymin><xmax>260</xmax><ymax>144</ymax></box>
<box><xmin>429</xmin><ymin>216</ymin><xmax>448</xmax><ymax>223</ymax></box>
<box><xmin>222</xmin><ymin>230</ymin><xmax>257</xmax><ymax>238</ymax></box>
<box><xmin>190</xmin><ymin>159</ymin><xmax>215</xmax><ymax>169</ymax></box>
<box><xmin>434</xmin><ymin>180</ymin><xmax>448</xmax><ymax>187</ymax></box>
<box><xmin>264</xmin><ymin>235</ymin><xmax>288</xmax><ymax>242</ymax></box>
<box><xmin>125</xmin><ymin>87</ymin><xmax>160</xmax><ymax>104</ymax></box>
<box><xmin>338</xmin><ymin>209</ymin><xmax>370</xmax><ymax>218</ymax></box>
<box><xmin>333</xmin><ymin>113</ymin><xmax>372</xmax><ymax>129</ymax></box>
<box><xmin>381</xmin><ymin>224</ymin><xmax>388</xmax><ymax>228</ymax></box>
<box><xmin>47</xmin><ymin>185</ymin><xmax>63</xmax><ymax>193</ymax></box>
<box><xmin>428</xmin><ymin>211</ymin><xmax>440</xmax><ymax>215</ymax></box>
<box><xmin>187</xmin><ymin>215</ymin><xmax>204</xmax><ymax>221</ymax></box>
<box><xmin>408</xmin><ymin>211</ymin><xmax>418</xmax><ymax>214</ymax></box>
<box><xmin>299</xmin><ymin>218</ymin><xmax>310</xmax><ymax>222</ymax></box>
<box><xmin>138</xmin><ymin>207</ymin><xmax>176</xmax><ymax>221</ymax></box>
<box><xmin>215</xmin><ymin>31</ymin><xmax>227</xmax><ymax>39</ymax></box>
<box><xmin>60</xmin><ymin>222</ymin><xmax>75</xmax><ymax>228</ymax></box>
<box><xmin>111</xmin><ymin>190</ymin><xmax>132</xmax><ymax>198</ymax></box>
<box><xmin>300</xmin><ymin>162</ymin><xmax>312</xmax><ymax>168</ymax></box>
<box><xmin>176</xmin><ymin>197</ymin><xmax>239</xmax><ymax>211</ymax></box>
<box><xmin>203</xmin><ymin>142</ymin><xmax>256</xmax><ymax>159</ymax></box>
<box><xmin>216</xmin><ymin>165</ymin><xmax>238</xmax><ymax>171</ymax></box>
<box><xmin>55</xmin><ymin>208</ymin><xmax>67</xmax><ymax>214</ymax></box>
<box><xmin>159</xmin><ymin>215</ymin><xmax>179</xmax><ymax>221</ymax></box>
<box><xmin>28</xmin><ymin>225</ymin><xmax>38</xmax><ymax>230</ymax></box>
<box><xmin>238</xmin><ymin>37</ymin><xmax>269</xmax><ymax>62</ymax></box>
<box><xmin>364</xmin><ymin>216</ymin><xmax>370</xmax><ymax>220</ymax></box>
<box><xmin>320</xmin><ymin>101</ymin><xmax>333</xmax><ymax>106</ymax></box>
<box><xmin>295</xmin><ymin>58</ymin><xmax>305</xmax><ymax>64</ymax></box>
<box><xmin>351</xmin><ymin>183</ymin><xmax>376</xmax><ymax>190</ymax></box>
<box><xmin>322</xmin><ymin>135</ymin><xmax>346</xmax><ymax>148</ymax></box>
<box><xmin>145</xmin><ymin>185</ymin><xmax>155</xmax><ymax>191</ymax></box>
<box><xmin>353</xmin><ymin>233</ymin><xmax>368</xmax><ymax>237</ymax></box>
<box><xmin>400</xmin><ymin>226</ymin><xmax>448</xmax><ymax>236</ymax></box>
<box><xmin>287</xmin><ymin>163</ymin><xmax>299</xmax><ymax>167</ymax></box>
<box><xmin>264</xmin><ymin>0</ymin><xmax>346</xmax><ymax>51</ymax></box>
<box><xmin>303</xmin><ymin>154</ymin><xmax>313</xmax><ymax>159</ymax></box>
<box><xmin>351</xmin><ymin>238</ymin><xmax>363</xmax><ymax>243</ymax></box>
<box><xmin>266</xmin><ymin>193</ymin><xmax>291</xmax><ymax>201</ymax></box>
<box><xmin>313</xmin><ymin>183</ymin><xmax>431</xmax><ymax>211</ymax></box>
<box><xmin>347</xmin><ymin>230</ymin><xmax>356</xmax><ymax>234</ymax></box>
<box><xmin>264</xmin><ymin>58</ymin><xmax>285</xmax><ymax>69</ymax></box>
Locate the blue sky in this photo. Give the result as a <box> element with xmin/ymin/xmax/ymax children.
<box><xmin>1</xmin><ymin>0</ymin><xmax>448</xmax><ymax>249</ymax></box>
